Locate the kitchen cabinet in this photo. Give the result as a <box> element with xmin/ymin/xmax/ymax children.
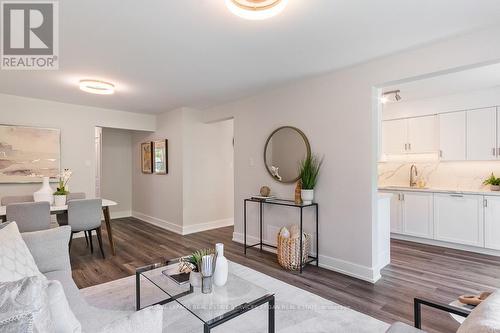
<box><xmin>439</xmin><ymin>112</ymin><xmax>466</xmax><ymax>160</ymax></box>
<box><xmin>382</xmin><ymin>119</ymin><xmax>407</xmax><ymax>154</ymax></box>
<box><xmin>484</xmin><ymin>196</ymin><xmax>500</xmax><ymax>250</ymax></box>
<box><xmin>402</xmin><ymin>192</ymin><xmax>434</xmax><ymax>238</ymax></box>
<box><xmin>434</xmin><ymin>194</ymin><xmax>484</xmax><ymax>247</ymax></box>
<box><xmin>386</xmin><ymin>191</ymin><xmax>433</xmax><ymax>238</ymax></box>
<box><xmin>407</xmin><ymin>115</ymin><xmax>438</xmax><ymax>153</ymax></box>
<box><xmin>389</xmin><ymin>192</ymin><xmax>403</xmax><ymax>233</ymax></box>
<box><xmin>467</xmin><ymin>107</ymin><xmax>497</xmax><ymax>161</ymax></box>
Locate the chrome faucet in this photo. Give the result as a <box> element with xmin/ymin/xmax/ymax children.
<box><xmin>410</xmin><ymin>164</ymin><xmax>418</xmax><ymax>187</ymax></box>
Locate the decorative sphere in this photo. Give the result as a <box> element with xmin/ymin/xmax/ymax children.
<box><xmin>260</xmin><ymin>186</ymin><xmax>271</xmax><ymax>197</ymax></box>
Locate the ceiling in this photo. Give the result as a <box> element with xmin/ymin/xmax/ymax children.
<box><xmin>384</xmin><ymin>63</ymin><xmax>500</xmax><ymax>102</ymax></box>
<box><xmin>2</xmin><ymin>0</ymin><xmax>500</xmax><ymax>114</ymax></box>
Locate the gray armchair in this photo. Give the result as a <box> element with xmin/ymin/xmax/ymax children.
<box><xmin>6</xmin><ymin>201</ymin><xmax>51</xmax><ymax>232</ymax></box>
<box><xmin>68</xmin><ymin>199</ymin><xmax>105</xmax><ymax>258</ymax></box>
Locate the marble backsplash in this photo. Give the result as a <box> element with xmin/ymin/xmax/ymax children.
<box><xmin>378</xmin><ymin>160</ymin><xmax>500</xmax><ymax>191</ymax></box>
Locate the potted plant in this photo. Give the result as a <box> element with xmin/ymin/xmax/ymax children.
<box><xmin>180</xmin><ymin>248</ymin><xmax>215</xmax><ymax>288</ymax></box>
<box><xmin>299</xmin><ymin>154</ymin><xmax>323</xmax><ymax>204</ymax></box>
<box><xmin>483</xmin><ymin>173</ymin><xmax>500</xmax><ymax>191</ymax></box>
<box><xmin>53</xmin><ymin>169</ymin><xmax>72</xmax><ymax>206</ymax></box>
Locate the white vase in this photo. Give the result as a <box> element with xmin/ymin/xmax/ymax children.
<box><xmin>33</xmin><ymin>177</ymin><xmax>53</xmax><ymax>204</ymax></box>
<box><xmin>54</xmin><ymin>195</ymin><xmax>67</xmax><ymax>207</ymax></box>
<box><xmin>301</xmin><ymin>189</ymin><xmax>314</xmax><ymax>205</ymax></box>
<box><xmin>189</xmin><ymin>271</ymin><xmax>202</xmax><ymax>288</ymax></box>
<box><xmin>213</xmin><ymin>243</ymin><xmax>228</xmax><ymax>287</ymax></box>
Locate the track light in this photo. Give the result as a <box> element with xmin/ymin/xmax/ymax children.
<box><xmin>381</xmin><ymin>90</ymin><xmax>402</xmax><ymax>104</ymax></box>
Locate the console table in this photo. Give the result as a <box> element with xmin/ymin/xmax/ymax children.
<box><xmin>243</xmin><ymin>198</ymin><xmax>319</xmax><ymax>273</ymax></box>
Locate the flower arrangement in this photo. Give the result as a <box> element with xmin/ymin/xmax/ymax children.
<box><xmin>54</xmin><ymin>169</ymin><xmax>72</xmax><ymax>195</ymax></box>
<box><xmin>299</xmin><ymin>154</ymin><xmax>323</xmax><ymax>190</ymax></box>
<box><xmin>179</xmin><ymin>248</ymin><xmax>216</xmax><ymax>273</ymax></box>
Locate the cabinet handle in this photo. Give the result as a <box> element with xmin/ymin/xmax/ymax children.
<box><xmin>450</xmin><ymin>194</ymin><xmax>464</xmax><ymax>198</ymax></box>
<box><xmin>401</xmin><ymin>193</ymin><xmax>405</xmax><ymax>201</ymax></box>
<box><xmin>497</xmin><ymin>148</ymin><xmax>500</xmax><ymax>157</ymax></box>
<box><xmin>408</xmin><ymin>143</ymin><xmax>411</xmax><ymax>151</ymax></box>
<box><xmin>484</xmin><ymin>199</ymin><xmax>488</xmax><ymax>208</ymax></box>
<box><xmin>404</xmin><ymin>143</ymin><xmax>408</xmax><ymax>151</ymax></box>
<box><xmin>439</xmin><ymin>150</ymin><xmax>443</xmax><ymax>158</ymax></box>
<box><xmin>493</xmin><ymin>148</ymin><xmax>497</xmax><ymax>156</ymax></box>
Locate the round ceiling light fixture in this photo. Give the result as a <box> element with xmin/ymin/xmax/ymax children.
<box><xmin>225</xmin><ymin>0</ymin><xmax>288</xmax><ymax>20</ymax></box>
<box><xmin>79</xmin><ymin>79</ymin><xmax>115</xmax><ymax>95</ymax></box>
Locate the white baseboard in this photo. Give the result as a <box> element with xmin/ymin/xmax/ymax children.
<box><xmin>109</xmin><ymin>210</ymin><xmax>132</xmax><ymax>219</ymax></box>
<box><xmin>182</xmin><ymin>218</ymin><xmax>234</xmax><ymax>235</ymax></box>
<box><xmin>132</xmin><ymin>211</ymin><xmax>234</xmax><ymax>235</ymax></box>
<box><xmin>232</xmin><ymin>231</ymin><xmax>380</xmax><ymax>284</ymax></box>
<box><xmin>132</xmin><ymin>211</ymin><xmax>183</xmax><ymax>234</ymax></box>
<box><xmin>391</xmin><ymin>233</ymin><xmax>500</xmax><ymax>257</ymax></box>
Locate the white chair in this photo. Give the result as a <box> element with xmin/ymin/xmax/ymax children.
<box><xmin>6</xmin><ymin>202</ymin><xmax>51</xmax><ymax>232</ymax></box>
<box><xmin>67</xmin><ymin>199</ymin><xmax>105</xmax><ymax>258</ymax></box>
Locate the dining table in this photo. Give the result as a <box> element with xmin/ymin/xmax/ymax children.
<box><xmin>0</xmin><ymin>199</ymin><xmax>118</xmax><ymax>256</ymax></box>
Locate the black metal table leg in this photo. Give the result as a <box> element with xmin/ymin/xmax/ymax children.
<box><xmin>204</xmin><ymin>324</ymin><xmax>210</xmax><ymax>333</ymax></box>
<box><xmin>299</xmin><ymin>207</ymin><xmax>303</xmax><ymax>273</ymax></box>
<box><xmin>260</xmin><ymin>201</ymin><xmax>263</xmax><ymax>252</ymax></box>
<box><xmin>269</xmin><ymin>295</ymin><xmax>275</xmax><ymax>333</ymax></box>
<box><xmin>135</xmin><ymin>272</ymin><xmax>140</xmax><ymax>310</ymax></box>
<box><xmin>244</xmin><ymin>200</ymin><xmax>247</xmax><ymax>255</ymax></box>
<box><xmin>316</xmin><ymin>204</ymin><xmax>319</xmax><ymax>267</ymax></box>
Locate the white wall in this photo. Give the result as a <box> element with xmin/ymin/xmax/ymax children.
<box><xmin>200</xmin><ymin>26</ymin><xmax>500</xmax><ymax>283</ymax></box>
<box><xmin>132</xmin><ymin>108</ymin><xmax>234</xmax><ymax>234</ymax></box>
<box><xmin>0</xmin><ymin>93</ymin><xmax>155</xmax><ymax>202</ymax></box>
<box><xmin>101</xmin><ymin>127</ymin><xmax>133</xmax><ymax>218</ymax></box>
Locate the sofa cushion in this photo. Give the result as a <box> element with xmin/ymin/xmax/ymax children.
<box><xmin>0</xmin><ymin>222</ymin><xmax>43</xmax><ymax>283</ymax></box>
<box><xmin>0</xmin><ymin>276</ymin><xmax>54</xmax><ymax>333</ymax></box>
<box><xmin>457</xmin><ymin>290</ymin><xmax>500</xmax><ymax>333</ymax></box>
<box><xmin>96</xmin><ymin>305</ymin><xmax>163</xmax><ymax>333</ymax></box>
<box><xmin>46</xmin><ymin>280</ymin><xmax>81</xmax><ymax>333</ymax></box>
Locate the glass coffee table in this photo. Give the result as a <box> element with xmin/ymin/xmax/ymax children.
<box><xmin>136</xmin><ymin>259</ymin><xmax>275</xmax><ymax>333</ymax></box>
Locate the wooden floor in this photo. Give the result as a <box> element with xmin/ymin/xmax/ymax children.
<box><xmin>70</xmin><ymin>217</ymin><xmax>500</xmax><ymax>333</ymax></box>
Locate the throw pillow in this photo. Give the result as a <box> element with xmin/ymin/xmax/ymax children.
<box><xmin>46</xmin><ymin>280</ymin><xmax>82</xmax><ymax>333</ymax></box>
<box><xmin>97</xmin><ymin>305</ymin><xmax>163</xmax><ymax>333</ymax></box>
<box><xmin>0</xmin><ymin>222</ymin><xmax>43</xmax><ymax>283</ymax></box>
<box><xmin>0</xmin><ymin>276</ymin><xmax>55</xmax><ymax>333</ymax></box>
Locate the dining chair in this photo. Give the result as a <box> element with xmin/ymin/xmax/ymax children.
<box><xmin>56</xmin><ymin>193</ymin><xmax>89</xmax><ymax>244</ymax></box>
<box><xmin>1</xmin><ymin>195</ymin><xmax>34</xmax><ymax>206</ymax></box>
<box><xmin>6</xmin><ymin>202</ymin><xmax>51</xmax><ymax>232</ymax></box>
<box><xmin>67</xmin><ymin>199</ymin><xmax>105</xmax><ymax>258</ymax></box>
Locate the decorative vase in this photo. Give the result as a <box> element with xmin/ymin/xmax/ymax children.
<box><xmin>189</xmin><ymin>271</ymin><xmax>202</xmax><ymax>288</ymax></box>
<box><xmin>491</xmin><ymin>185</ymin><xmax>500</xmax><ymax>191</ymax></box>
<box><xmin>301</xmin><ymin>189</ymin><xmax>314</xmax><ymax>205</ymax></box>
<box><xmin>295</xmin><ymin>181</ymin><xmax>303</xmax><ymax>205</ymax></box>
<box><xmin>33</xmin><ymin>177</ymin><xmax>53</xmax><ymax>204</ymax></box>
<box><xmin>213</xmin><ymin>243</ymin><xmax>228</xmax><ymax>287</ymax></box>
<box><xmin>54</xmin><ymin>194</ymin><xmax>67</xmax><ymax>206</ymax></box>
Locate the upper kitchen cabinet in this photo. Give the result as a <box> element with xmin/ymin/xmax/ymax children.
<box><xmin>439</xmin><ymin>111</ymin><xmax>466</xmax><ymax>161</ymax></box>
<box><xmin>382</xmin><ymin>119</ymin><xmax>407</xmax><ymax>154</ymax></box>
<box><xmin>467</xmin><ymin>107</ymin><xmax>497</xmax><ymax>161</ymax></box>
<box><xmin>381</xmin><ymin>115</ymin><xmax>438</xmax><ymax>156</ymax></box>
<box><xmin>407</xmin><ymin>115</ymin><xmax>438</xmax><ymax>153</ymax></box>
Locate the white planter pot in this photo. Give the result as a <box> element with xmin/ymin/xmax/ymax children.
<box><xmin>491</xmin><ymin>185</ymin><xmax>500</xmax><ymax>191</ymax></box>
<box><xmin>33</xmin><ymin>177</ymin><xmax>53</xmax><ymax>204</ymax></box>
<box><xmin>213</xmin><ymin>243</ymin><xmax>228</xmax><ymax>287</ymax></box>
<box><xmin>54</xmin><ymin>195</ymin><xmax>67</xmax><ymax>207</ymax></box>
<box><xmin>189</xmin><ymin>271</ymin><xmax>202</xmax><ymax>288</ymax></box>
<box><xmin>301</xmin><ymin>189</ymin><xmax>314</xmax><ymax>205</ymax></box>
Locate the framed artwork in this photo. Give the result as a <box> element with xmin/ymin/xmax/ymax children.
<box><xmin>0</xmin><ymin>124</ymin><xmax>60</xmax><ymax>183</ymax></box>
<box><xmin>141</xmin><ymin>142</ymin><xmax>153</xmax><ymax>174</ymax></box>
<box><xmin>153</xmin><ymin>139</ymin><xmax>168</xmax><ymax>174</ymax></box>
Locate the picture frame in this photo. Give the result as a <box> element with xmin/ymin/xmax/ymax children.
<box><xmin>153</xmin><ymin>139</ymin><xmax>168</xmax><ymax>174</ymax></box>
<box><xmin>141</xmin><ymin>142</ymin><xmax>153</xmax><ymax>174</ymax></box>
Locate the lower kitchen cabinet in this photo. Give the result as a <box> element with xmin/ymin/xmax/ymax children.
<box><xmin>484</xmin><ymin>196</ymin><xmax>500</xmax><ymax>250</ymax></box>
<box><xmin>402</xmin><ymin>192</ymin><xmax>434</xmax><ymax>238</ymax></box>
<box><xmin>433</xmin><ymin>193</ymin><xmax>484</xmax><ymax>247</ymax></box>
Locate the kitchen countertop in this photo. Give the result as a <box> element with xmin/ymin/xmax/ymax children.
<box><xmin>378</xmin><ymin>186</ymin><xmax>500</xmax><ymax>196</ymax></box>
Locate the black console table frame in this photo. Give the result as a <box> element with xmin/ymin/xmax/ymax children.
<box><xmin>243</xmin><ymin>198</ymin><xmax>319</xmax><ymax>273</ymax></box>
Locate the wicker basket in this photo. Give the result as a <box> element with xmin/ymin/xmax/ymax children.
<box><xmin>277</xmin><ymin>233</ymin><xmax>311</xmax><ymax>271</ymax></box>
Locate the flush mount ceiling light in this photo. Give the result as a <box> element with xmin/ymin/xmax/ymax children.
<box><xmin>225</xmin><ymin>0</ymin><xmax>288</xmax><ymax>20</ymax></box>
<box><xmin>79</xmin><ymin>79</ymin><xmax>115</xmax><ymax>95</ymax></box>
<box><xmin>380</xmin><ymin>90</ymin><xmax>402</xmax><ymax>104</ymax></box>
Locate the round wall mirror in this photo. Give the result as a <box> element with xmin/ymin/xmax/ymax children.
<box><xmin>264</xmin><ymin>126</ymin><xmax>311</xmax><ymax>183</ymax></box>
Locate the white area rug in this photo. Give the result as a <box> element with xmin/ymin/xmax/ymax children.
<box><xmin>81</xmin><ymin>262</ymin><xmax>389</xmax><ymax>333</ymax></box>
